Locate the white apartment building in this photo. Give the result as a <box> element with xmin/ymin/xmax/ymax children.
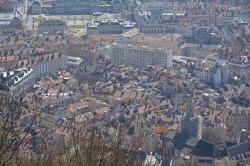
<box><xmin>143</xmin><ymin>1</ymin><xmax>166</xmax><ymax>16</ymax></box>
<box><xmin>29</xmin><ymin>53</ymin><xmax>67</xmax><ymax>79</ymax></box>
<box><xmin>0</xmin><ymin>53</ymin><xmax>68</xmax><ymax>80</ymax></box>
<box><xmin>0</xmin><ymin>67</ymin><xmax>35</xmax><ymax>96</ymax></box>
<box><xmin>111</xmin><ymin>43</ymin><xmax>172</xmax><ymax>68</ymax></box>
<box><xmin>40</xmin><ymin>91</ymin><xmax>76</xmax><ymax>108</ymax></box>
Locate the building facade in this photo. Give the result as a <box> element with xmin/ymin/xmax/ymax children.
<box><xmin>111</xmin><ymin>43</ymin><xmax>172</xmax><ymax>68</ymax></box>
<box><xmin>133</xmin><ymin>3</ymin><xmax>210</xmax><ymax>35</ymax></box>
<box><xmin>226</xmin><ymin>110</ymin><xmax>250</xmax><ymax>129</ymax></box>
<box><xmin>181</xmin><ymin>114</ymin><xmax>202</xmax><ymax>139</ymax></box>
<box><xmin>163</xmin><ymin>79</ymin><xmax>188</xmax><ymax>96</ymax></box>
<box><xmin>30</xmin><ymin>53</ymin><xmax>67</xmax><ymax>79</ymax></box>
<box><xmin>191</xmin><ymin>63</ymin><xmax>229</xmax><ymax>87</ymax></box>
<box><xmin>0</xmin><ymin>0</ymin><xmax>23</xmax><ymax>12</ymax></box>
<box><xmin>38</xmin><ymin>20</ymin><xmax>67</xmax><ymax>34</ymax></box>
<box><xmin>229</xmin><ymin>56</ymin><xmax>250</xmax><ymax>85</ymax></box>
<box><xmin>31</xmin><ymin>0</ymin><xmax>100</xmax><ymax>15</ymax></box>
<box><xmin>38</xmin><ymin>107</ymin><xmax>68</xmax><ymax>130</ymax></box>
<box><xmin>181</xmin><ymin>99</ymin><xmax>202</xmax><ymax>139</ymax></box>
<box><xmin>0</xmin><ymin>67</ymin><xmax>35</xmax><ymax>96</ymax></box>
<box><xmin>86</xmin><ymin>19</ymin><xmax>135</xmax><ymax>36</ymax></box>
<box><xmin>192</xmin><ymin>27</ymin><xmax>211</xmax><ymax>45</ymax></box>
<box><xmin>0</xmin><ymin>13</ymin><xmax>23</xmax><ymax>34</ymax></box>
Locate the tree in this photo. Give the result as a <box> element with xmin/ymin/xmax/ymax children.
<box><xmin>0</xmin><ymin>95</ymin><xmax>37</xmax><ymax>166</ymax></box>
<box><xmin>0</xmin><ymin>96</ymin><xmax>151</xmax><ymax>166</ymax></box>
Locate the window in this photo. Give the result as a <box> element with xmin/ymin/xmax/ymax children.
<box><xmin>206</xmin><ymin>159</ymin><xmax>213</xmax><ymax>163</ymax></box>
<box><xmin>198</xmin><ymin>159</ymin><xmax>205</xmax><ymax>163</ymax></box>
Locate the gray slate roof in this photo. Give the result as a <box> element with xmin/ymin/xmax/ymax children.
<box><xmin>226</xmin><ymin>141</ymin><xmax>250</xmax><ymax>159</ymax></box>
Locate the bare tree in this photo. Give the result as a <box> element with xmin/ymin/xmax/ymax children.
<box><xmin>0</xmin><ymin>95</ymin><xmax>37</xmax><ymax>166</ymax></box>
<box><xmin>0</xmin><ymin>95</ymin><xmax>151</xmax><ymax>166</ymax></box>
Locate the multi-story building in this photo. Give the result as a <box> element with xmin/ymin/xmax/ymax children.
<box><xmin>226</xmin><ymin>110</ymin><xmax>250</xmax><ymax>130</ymax></box>
<box><xmin>143</xmin><ymin>1</ymin><xmax>166</xmax><ymax>16</ymax></box>
<box><xmin>0</xmin><ymin>67</ymin><xmax>35</xmax><ymax>96</ymax></box>
<box><xmin>216</xmin><ymin>16</ymin><xmax>250</xmax><ymax>26</ymax></box>
<box><xmin>30</xmin><ymin>1</ymin><xmax>43</xmax><ymax>14</ymax></box>
<box><xmin>54</xmin><ymin>0</ymin><xmax>99</xmax><ymax>14</ymax></box>
<box><xmin>133</xmin><ymin>2</ymin><xmax>210</xmax><ymax>35</ymax></box>
<box><xmin>111</xmin><ymin>0</ymin><xmax>123</xmax><ymax>13</ymax></box>
<box><xmin>0</xmin><ymin>53</ymin><xmax>67</xmax><ymax>79</ymax></box>
<box><xmin>229</xmin><ymin>56</ymin><xmax>250</xmax><ymax>85</ymax></box>
<box><xmin>31</xmin><ymin>0</ymin><xmax>100</xmax><ymax>15</ymax></box>
<box><xmin>0</xmin><ymin>13</ymin><xmax>23</xmax><ymax>34</ymax></box>
<box><xmin>68</xmin><ymin>100</ymin><xmax>90</xmax><ymax>115</ymax></box>
<box><xmin>234</xmin><ymin>87</ymin><xmax>250</xmax><ymax>107</ymax></box>
<box><xmin>8</xmin><ymin>53</ymin><xmax>68</xmax><ymax>79</ymax></box>
<box><xmin>86</xmin><ymin>19</ymin><xmax>135</xmax><ymax>36</ymax></box>
<box><xmin>38</xmin><ymin>20</ymin><xmax>67</xmax><ymax>34</ymax></box>
<box><xmin>163</xmin><ymin>79</ymin><xmax>189</xmax><ymax>96</ymax></box>
<box><xmin>30</xmin><ymin>53</ymin><xmax>67</xmax><ymax>79</ymax></box>
<box><xmin>38</xmin><ymin>107</ymin><xmax>68</xmax><ymax>130</ymax></box>
<box><xmin>0</xmin><ymin>0</ymin><xmax>23</xmax><ymax>12</ymax></box>
<box><xmin>216</xmin><ymin>9</ymin><xmax>250</xmax><ymax>27</ymax></box>
<box><xmin>134</xmin><ymin>10</ymin><xmax>180</xmax><ymax>34</ymax></box>
<box><xmin>191</xmin><ymin>62</ymin><xmax>229</xmax><ymax>87</ymax></box>
<box><xmin>40</xmin><ymin>92</ymin><xmax>76</xmax><ymax>108</ymax></box>
<box><xmin>181</xmin><ymin>99</ymin><xmax>202</xmax><ymax>139</ymax></box>
<box><xmin>111</xmin><ymin>43</ymin><xmax>172</xmax><ymax>68</ymax></box>
<box><xmin>192</xmin><ymin>26</ymin><xmax>211</xmax><ymax>45</ymax></box>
